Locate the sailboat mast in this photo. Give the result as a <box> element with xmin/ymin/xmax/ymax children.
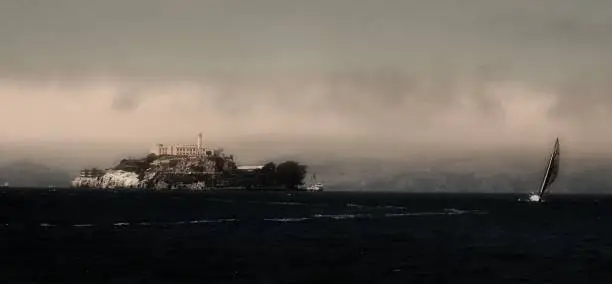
<box><xmin>538</xmin><ymin>139</ymin><xmax>557</xmax><ymax>196</ymax></box>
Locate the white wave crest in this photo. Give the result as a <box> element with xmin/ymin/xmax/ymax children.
<box><xmin>345</xmin><ymin>203</ymin><xmax>405</xmax><ymax>210</ymax></box>
<box><xmin>15</xmin><ymin>209</ymin><xmax>489</xmax><ymax>230</ymax></box>
<box><xmin>189</xmin><ymin>218</ymin><xmax>238</xmax><ymax>224</ymax></box>
<box><xmin>385</xmin><ymin>212</ymin><xmax>446</xmax><ymax>217</ymax></box>
<box><xmin>385</xmin><ymin>209</ymin><xmax>486</xmax><ymax>217</ymax></box>
<box><xmin>445</xmin><ymin>208</ymin><xmax>467</xmax><ymax>214</ymax></box>
<box><xmin>264</xmin><ymin>217</ymin><xmax>310</xmax><ymax>222</ymax></box>
<box><xmin>313</xmin><ymin>213</ymin><xmax>371</xmax><ymax>220</ymax></box>
<box><xmin>379</xmin><ymin>205</ymin><xmax>406</xmax><ymax>210</ymax></box>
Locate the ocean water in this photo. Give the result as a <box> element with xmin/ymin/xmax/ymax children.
<box><xmin>1</xmin><ymin>189</ymin><xmax>611</xmax><ymax>283</ymax></box>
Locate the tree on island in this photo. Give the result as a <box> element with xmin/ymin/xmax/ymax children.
<box><xmin>259</xmin><ymin>162</ymin><xmax>277</xmax><ymax>186</ymax></box>
<box><xmin>145</xmin><ymin>153</ymin><xmax>158</xmax><ymax>164</ymax></box>
<box><xmin>275</xmin><ymin>161</ymin><xmax>307</xmax><ymax>189</ymax></box>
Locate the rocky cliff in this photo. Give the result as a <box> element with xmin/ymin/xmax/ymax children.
<box><xmin>71</xmin><ymin>153</ymin><xmax>234</xmax><ymax>190</ymax></box>
<box><xmin>71</xmin><ymin>170</ymin><xmax>210</xmax><ymax>190</ymax></box>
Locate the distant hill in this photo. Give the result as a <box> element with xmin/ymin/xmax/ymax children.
<box><xmin>0</xmin><ymin>160</ymin><xmax>72</xmax><ymax>187</ymax></box>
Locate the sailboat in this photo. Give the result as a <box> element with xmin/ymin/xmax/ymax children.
<box><xmin>528</xmin><ymin>138</ymin><xmax>560</xmax><ymax>203</ymax></box>
<box><xmin>306</xmin><ymin>173</ymin><xmax>324</xmax><ymax>192</ymax></box>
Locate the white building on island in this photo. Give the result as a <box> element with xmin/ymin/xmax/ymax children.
<box><xmin>236</xmin><ymin>165</ymin><xmax>264</xmax><ymax>171</ymax></box>
<box><xmin>151</xmin><ymin>133</ymin><xmax>222</xmax><ymax>157</ymax></box>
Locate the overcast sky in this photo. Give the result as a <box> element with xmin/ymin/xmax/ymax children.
<box><xmin>1</xmin><ymin>0</ymin><xmax>612</xmax><ymax>159</ymax></box>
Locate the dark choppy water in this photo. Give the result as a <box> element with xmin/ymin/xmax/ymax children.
<box><xmin>1</xmin><ymin>188</ymin><xmax>612</xmax><ymax>283</ymax></box>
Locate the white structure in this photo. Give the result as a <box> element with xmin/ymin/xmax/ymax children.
<box><xmin>237</xmin><ymin>165</ymin><xmax>264</xmax><ymax>171</ymax></box>
<box><xmin>151</xmin><ymin>133</ymin><xmax>216</xmax><ymax>157</ymax></box>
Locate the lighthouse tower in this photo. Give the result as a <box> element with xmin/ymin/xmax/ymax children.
<box><xmin>197</xmin><ymin>132</ymin><xmax>203</xmax><ymax>149</ymax></box>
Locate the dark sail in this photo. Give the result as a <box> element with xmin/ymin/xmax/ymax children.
<box><xmin>538</xmin><ymin>138</ymin><xmax>560</xmax><ymax>197</ymax></box>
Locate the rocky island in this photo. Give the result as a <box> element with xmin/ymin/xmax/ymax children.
<box><xmin>71</xmin><ymin>133</ymin><xmax>310</xmax><ymax>190</ymax></box>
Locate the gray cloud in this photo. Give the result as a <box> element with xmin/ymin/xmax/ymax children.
<box><xmin>483</xmin><ymin>3</ymin><xmax>612</xmax><ymax>47</ymax></box>
<box><xmin>1</xmin><ymin>0</ymin><xmax>612</xmax><ymax>165</ymax></box>
<box><xmin>110</xmin><ymin>89</ymin><xmax>141</xmax><ymax>112</ymax></box>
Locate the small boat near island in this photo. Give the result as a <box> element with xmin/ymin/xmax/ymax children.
<box><xmin>299</xmin><ymin>173</ymin><xmax>324</xmax><ymax>192</ymax></box>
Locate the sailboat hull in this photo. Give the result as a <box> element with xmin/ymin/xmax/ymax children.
<box><xmin>518</xmin><ymin>193</ymin><xmax>544</xmax><ymax>203</ymax></box>
<box><xmin>528</xmin><ymin>194</ymin><xmax>542</xmax><ymax>202</ymax></box>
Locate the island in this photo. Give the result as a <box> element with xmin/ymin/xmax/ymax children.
<box><xmin>71</xmin><ymin>133</ymin><xmax>317</xmax><ymax>191</ymax></box>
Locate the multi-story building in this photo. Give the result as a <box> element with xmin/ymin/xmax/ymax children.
<box><xmin>151</xmin><ymin>133</ymin><xmax>209</xmax><ymax>157</ymax></box>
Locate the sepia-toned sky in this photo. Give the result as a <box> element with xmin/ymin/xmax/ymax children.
<box><xmin>2</xmin><ymin>0</ymin><xmax>612</xmax><ymax>161</ymax></box>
